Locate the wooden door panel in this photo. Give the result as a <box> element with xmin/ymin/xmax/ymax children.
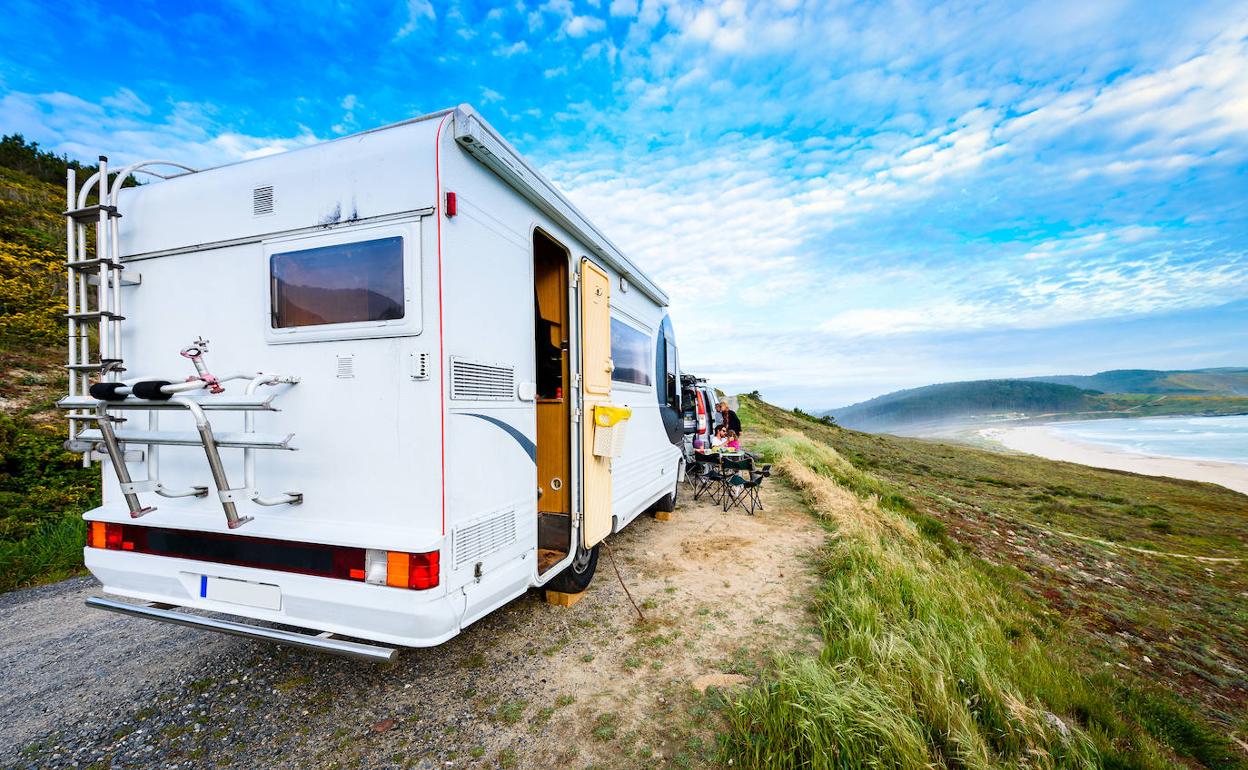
<box><xmin>580</xmin><ymin>259</ymin><xmax>612</xmax><ymax>548</ymax></box>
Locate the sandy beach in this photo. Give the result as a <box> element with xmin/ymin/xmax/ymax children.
<box><xmin>982</xmin><ymin>425</ymin><xmax>1248</xmax><ymax>496</ymax></box>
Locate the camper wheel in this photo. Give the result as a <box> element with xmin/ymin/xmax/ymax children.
<box><xmin>654</xmin><ymin>460</ymin><xmax>683</xmax><ymax>514</ymax></box>
<box><xmin>547</xmin><ymin>542</ymin><xmax>599</xmax><ymax>594</ymax></box>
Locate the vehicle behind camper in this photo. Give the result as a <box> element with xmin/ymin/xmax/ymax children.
<box><xmin>681</xmin><ymin>376</ymin><xmax>722</xmax><ymax>457</ymax></box>
<box><xmin>60</xmin><ymin>106</ymin><xmax>684</xmax><ymax>661</ymax></box>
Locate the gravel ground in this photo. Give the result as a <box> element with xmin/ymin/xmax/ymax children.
<box><xmin>0</xmin><ymin>481</ymin><xmax>822</xmax><ymax>770</ymax></box>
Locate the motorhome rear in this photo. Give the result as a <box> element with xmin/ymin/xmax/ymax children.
<box><xmin>59</xmin><ymin>106</ymin><xmax>684</xmax><ymax>661</ymax></box>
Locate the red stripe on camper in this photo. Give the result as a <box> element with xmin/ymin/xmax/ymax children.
<box><xmin>435</xmin><ymin>112</ymin><xmax>450</xmax><ymax>536</ymax></box>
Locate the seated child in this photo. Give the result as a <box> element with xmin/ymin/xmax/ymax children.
<box><xmin>725</xmin><ymin>430</ymin><xmax>741</xmax><ymax>450</ymax></box>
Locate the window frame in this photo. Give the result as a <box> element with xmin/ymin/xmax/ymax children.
<box><xmin>263</xmin><ymin>221</ymin><xmax>422</xmax><ymax>345</ymax></box>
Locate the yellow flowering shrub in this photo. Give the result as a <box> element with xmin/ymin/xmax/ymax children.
<box><xmin>0</xmin><ymin>166</ymin><xmax>72</xmax><ymax>346</ymax></box>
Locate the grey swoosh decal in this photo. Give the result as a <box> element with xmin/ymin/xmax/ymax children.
<box><xmin>461</xmin><ymin>413</ymin><xmax>537</xmax><ymax>462</ymax></box>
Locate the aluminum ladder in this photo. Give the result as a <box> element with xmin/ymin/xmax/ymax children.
<box><xmin>63</xmin><ymin>156</ymin><xmax>198</xmax><ymax>445</ymax></box>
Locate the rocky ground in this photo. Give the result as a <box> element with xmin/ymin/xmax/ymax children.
<box><xmin>0</xmin><ymin>480</ymin><xmax>823</xmax><ymax>770</ymax></box>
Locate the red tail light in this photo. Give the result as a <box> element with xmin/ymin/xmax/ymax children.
<box><xmin>409</xmin><ymin>551</ymin><xmax>439</xmax><ymax>590</ymax></box>
<box><xmin>89</xmin><ymin>521</ymin><xmax>126</xmax><ymax>550</ymax></box>
<box><xmin>384</xmin><ymin>550</ymin><xmax>440</xmax><ymax>589</ymax></box>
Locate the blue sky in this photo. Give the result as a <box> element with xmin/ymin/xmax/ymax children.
<box><xmin>3</xmin><ymin>0</ymin><xmax>1246</xmax><ymax>407</ymax></box>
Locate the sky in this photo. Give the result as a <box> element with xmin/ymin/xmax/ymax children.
<box><xmin>2</xmin><ymin>0</ymin><xmax>1246</xmax><ymax>407</ymax></box>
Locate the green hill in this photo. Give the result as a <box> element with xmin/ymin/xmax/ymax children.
<box><xmin>829</xmin><ymin>379</ymin><xmax>1097</xmax><ymax>432</ymax></box>
<box><xmin>1030</xmin><ymin>368</ymin><xmax>1248</xmax><ymax>395</ymax></box>
<box><xmin>828</xmin><ymin>370</ymin><xmax>1248</xmax><ymax>433</ymax></box>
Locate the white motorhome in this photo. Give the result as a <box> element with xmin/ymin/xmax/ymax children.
<box><xmin>58</xmin><ymin>105</ymin><xmax>685</xmax><ymax>662</ymax></box>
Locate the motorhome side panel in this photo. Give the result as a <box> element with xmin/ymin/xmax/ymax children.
<box><xmin>439</xmin><ymin>119</ymin><xmax>681</xmax><ymax>544</ymax></box>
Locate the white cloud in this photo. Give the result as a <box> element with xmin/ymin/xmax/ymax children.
<box><xmin>0</xmin><ymin>89</ymin><xmax>321</xmax><ymax>169</ymax></box>
<box><xmin>331</xmin><ymin>93</ymin><xmax>358</xmax><ymax>135</ymax></box>
<box><xmin>495</xmin><ymin>40</ymin><xmax>529</xmax><ymax>56</ymax></box>
<box><xmin>394</xmin><ymin>0</ymin><xmax>435</xmax><ymax>39</ymax></box>
<box><xmin>609</xmin><ymin>0</ymin><xmax>637</xmax><ymax>17</ymax></box>
<box><xmin>565</xmin><ymin>15</ymin><xmax>606</xmax><ymax>37</ymax></box>
<box><xmin>100</xmin><ymin>87</ymin><xmax>150</xmax><ymax>116</ymax></box>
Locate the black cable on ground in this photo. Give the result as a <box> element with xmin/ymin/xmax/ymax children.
<box><xmin>602</xmin><ymin>541</ymin><xmax>645</xmax><ymax>623</ymax></box>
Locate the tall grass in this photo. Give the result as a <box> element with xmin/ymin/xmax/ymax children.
<box><xmin>721</xmin><ymin>431</ymin><xmax>1214</xmax><ymax>770</ymax></box>
<box><xmin>0</xmin><ymin>409</ymin><xmax>97</xmax><ymax>592</ymax></box>
<box><xmin>0</xmin><ymin>514</ymin><xmax>85</xmax><ymax>592</ymax></box>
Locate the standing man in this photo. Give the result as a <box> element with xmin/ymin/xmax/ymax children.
<box><xmin>718</xmin><ymin>399</ymin><xmax>742</xmax><ymax>435</ymax></box>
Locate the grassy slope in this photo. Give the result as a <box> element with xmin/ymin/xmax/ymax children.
<box><xmin>723</xmin><ymin>395</ymin><xmax>1247</xmax><ymax>769</ymax></box>
<box><xmin>0</xmin><ymin>164</ymin><xmax>99</xmax><ymax>591</ymax></box>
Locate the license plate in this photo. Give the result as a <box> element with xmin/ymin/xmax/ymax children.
<box><xmin>199</xmin><ymin>575</ymin><xmax>281</xmax><ymax>610</ymax></box>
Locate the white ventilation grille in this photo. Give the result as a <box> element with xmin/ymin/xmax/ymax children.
<box><xmin>252</xmin><ymin>185</ymin><xmax>275</xmax><ymax>216</ymax></box>
<box><xmin>336</xmin><ymin>354</ymin><xmax>354</xmax><ymax>378</ymax></box>
<box><xmin>453</xmin><ymin>509</ymin><xmax>517</xmax><ymax>569</ymax></box>
<box><xmin>450</xmin><ymin>357</ymin><xmax>514</xmax><ymax>400</ymax></box>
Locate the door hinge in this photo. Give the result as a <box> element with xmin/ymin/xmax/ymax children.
<box><xmin>571</xmin><ymin>271</ymin><xmax>579</xmax><ymax>288</ymax></box>
<box><xmin>572</xmin><ymin>373</ymin><xmax>582</xmax><ymax>390</ymax></box>
<box><xmin>573</xmin><ymin>407</ymin><xmax>581</xmax><ymax>424</ymax></box>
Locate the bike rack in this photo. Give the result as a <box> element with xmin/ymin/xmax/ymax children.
<box><xmin>61</xmin><ymin>371</ymin><xmax>302</xmax><ymax>529</ymax></box>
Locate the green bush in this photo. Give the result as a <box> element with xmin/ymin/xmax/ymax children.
<box><xmin>0</xmin><ymin>412</ymin><xmax>97</xmax><ymax>591</ymax></box>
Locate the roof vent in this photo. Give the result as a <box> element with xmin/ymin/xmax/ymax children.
<box><xmin>253</xmin><ymin>185</ymin><xmax>275</xmax><ymax>216</ymax></box>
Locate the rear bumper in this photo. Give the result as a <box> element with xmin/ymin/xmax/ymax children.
<box><xmin>85</xmin><ymin>548</ymin><xmax>463</xmax><ymax>649</ymax></box>
<box><xmin>86</xmin><ymin>596</ymin><xmax>398</xmax><ymax>663</ymax></box>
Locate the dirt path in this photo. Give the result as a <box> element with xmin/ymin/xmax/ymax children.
<box><xmin>0</xmin><ymin>480</ymin><xmax>823</xmax><ymax>770</ymax></box>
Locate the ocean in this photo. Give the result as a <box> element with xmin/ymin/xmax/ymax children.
<box><xmin>1048</xmin><ymin>415</ymin><xmax>1248</xmax><ymax>466</ymax></box>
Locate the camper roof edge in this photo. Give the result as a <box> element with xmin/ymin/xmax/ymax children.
<box><xmin>450</xmin><ymin>104</ymin><xmax>669</xmax><ymax>307</ymax></box>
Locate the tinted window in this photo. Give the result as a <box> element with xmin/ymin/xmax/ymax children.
<box><xmin>610</xmin><ymin>318</ymin><xmax>651</xmax><ymax>386</ymax></box>
<box><xmin>655</xmin><ymin>315</ymin><xmax>678</xmax><ymax>407</ymax></box>
<box><xmin>271</xmin><ymin>236</ymin><xmax>404</xmax><ymax>328</ymax></box>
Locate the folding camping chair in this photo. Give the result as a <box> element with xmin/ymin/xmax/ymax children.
<box><xmin>722</xmin><ymin>457</ymin><xmax>766</xmax><ymax>515</ymax></box>
<box><xmin>750</xmin><ymin>463</ymin><xmax>771</xmax><ymax>511</ymax></box>
<box><xmin>691</xmin><ymin>452</ymin><xmax>727</xmax><ymax>503</ymax></box>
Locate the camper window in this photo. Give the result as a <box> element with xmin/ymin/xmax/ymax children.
<box><xmin>610</xmin><ymin>318</ymin><xmax>651</xmax><ymax>386</ymax></box>
<box><xmin>270</xmin><ymin>236</ymin><xmax>405</xmax><ymax>328</ymax></box>
<box><xmin>655</xmin><ymin>315</ymin><xmax>678</xmax><ymax>407</ymax></box>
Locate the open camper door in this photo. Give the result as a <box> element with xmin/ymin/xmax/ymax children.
<box><xmin>580</xmin><ymin>259</ymin><xmax>613</xmax><ymax>548</ymax></box>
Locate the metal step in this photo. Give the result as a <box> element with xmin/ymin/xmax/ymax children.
<box><xmin>64</xmin><ymin>204</ymin><xmax>121</xmax><ymax>223</ymax></box>
<box><xmin>76</xmin><ymin>428</ymin><xmax>296</xmax><ymax>450</ymax></box>
<box><xmin>66</xmin><ymin>257</ymin><xmax>124</xmax><ymax>273</ymax></box>
<box><xmin>58</xmin><ymin>393</ymin><xmax>281</xmax><ymax>412</ymax></box>
<box><xmin>65</xmin><ymin>360</ymin><xmax>126</xmax><ymax>373</ymax></box>
<box><xmin>65</xmin><ymin>310</ymin><xmax>125</xmax><ymax>321</ymax></box>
